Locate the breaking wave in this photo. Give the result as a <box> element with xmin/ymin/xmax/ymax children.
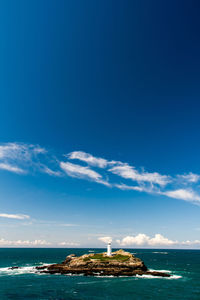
<box><xmin>152</xmin><ymin>252</ymin><xmax>168</xmax><ymax>254</ymax></box>
<box><xmin>0</xmin><ymin>265</ymin><xmax>182</xmax><ymax>280</ymax></box>
<box><xmin>149</xmin><ymin>269</ymin><xmax>171</xmax><ymax>273</ymax></box>
<box><xmin>0</xmin><ymin>266</ymin><xmax>36</xmax><ymax>276</ymax></box>
<box><xmin>0</xmin><ymin>263</ymin><xmax>54</xmax><ymax>276</ymax></box>
<box><xmin>136</xmin><ymin>273</ymin><xmax>182</xmax><ymax>279</ymax></box>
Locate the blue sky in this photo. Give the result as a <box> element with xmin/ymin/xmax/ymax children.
<box><xmin>0</xmin><ymin>0</ymin><xmax>200</xmax><ymax>248</ymax></box>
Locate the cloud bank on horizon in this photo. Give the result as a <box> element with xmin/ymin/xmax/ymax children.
<box><xmin>98</xmin><ymin>234</ymin><xmax>200</xmax><ymax>248</ymax></box>
<box><xmin>1</xmin><ymin>142</ymin><xmax>200</xmax><ymax>205</ymax></box>
<box><xmin>0</xmin><ymin>233</ymin><xmax>199</xmax><ymax>248</ymax></box>
<box><xmin>0</xmin><ymin>237</ymin><xmax>79</xmax><ymax>247</ymax></box>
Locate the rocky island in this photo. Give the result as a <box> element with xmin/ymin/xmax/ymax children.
<box><xmin>36</xmin><ymin>249</ymin><xmax>170</xmax><ymax>277</ymax></box>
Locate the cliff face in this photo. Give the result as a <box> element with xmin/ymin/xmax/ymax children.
<box><xmin>36</xmin><ymin>249</ymin><xmax>170</xmax><ymax>277</ymax></box>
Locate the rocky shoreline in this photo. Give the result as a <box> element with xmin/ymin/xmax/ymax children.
<box><xmin>35</xmin><ymin>249</ymin><xmax>170</xmax><ymax>278</ymax></box>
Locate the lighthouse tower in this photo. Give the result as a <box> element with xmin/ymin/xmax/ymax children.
<box><xmin>107</xmin><ymin>242</ymin><xmax>112</xmax><ymax>256</ymax></box>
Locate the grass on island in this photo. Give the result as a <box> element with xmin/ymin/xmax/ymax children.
<box><xmin>83</xmin><ymin>254</ymin><xmax>130</xmax><ymax>262</ymax></box>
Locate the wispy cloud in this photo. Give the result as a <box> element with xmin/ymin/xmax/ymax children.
<box><xmin>66</xmin><ymin>151</ymin><xmax>200</xmax><ymax>204</ymax></box>
<box><xmin>0</xmin><ymin>143</ymin><xmax>39</xmax><ymax>161</ymax></box>
<box><xmin>0</xmin><ymin>213</ymin><xmax>30</xmax><ymax>220</ymax></box>
<box><xmin>109</xmin><ymin>163</ymin><xmax>170</xmax><ymax>186</ymax></box>
<box><xmin>177</xmin><ymin>172</ymin><xmax>200</xmax><ymax>183</ymax></box>
<box><xmin>0</xmin><ymin>237</ymin><xmax>80</xmax><ymax>247</ymax></box>
<box><xmin>58</xmin><ymin>241</ymin><xmax>80</xmax><ymax>246</ymax></box>
<box><xmin>0</xmin><ymin>142</ymin><xmax>60</xmax><ymax>176</ymax></box>
<box><xmin>0</xmin><ymin>143</ymin><xmax>200</xmax><ymax>205</ymax></box>
<box><xmin>114</xmin><ymin>183</ymin><xmax>145</xmax><ymax>192</ymax></box>
<box><xmin>60</xmin><ymin>161</ymin><xmax>110</xmax><ymax>186</ymax></box>
<box><xmin>0</xmin><ymin>163</ymin><xmax>25</xmax><ymax>174</ymax></box>
<box><xmin>162</xmin><ymin>189</ymin><xmax>200</xmax><ymax>204</ymax></box>
<box><xmin>42</xmin><ymin>166</ymin><xmax>62</xmax><ymax>177</ymax></box>
<box><xmin>68</xmin><ymin>151</ymin><xmax>109</xmax><ymax>168</ymax></box>
<box><xmin>0</xmin><ymin>238</ymin><xmax>50</xmax><ymax>246</ymax></box>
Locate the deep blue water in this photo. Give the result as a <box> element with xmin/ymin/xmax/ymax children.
<box><xmin>0</xmin><ymin>248</ymin><xmax>199</xmax><ymax>299</ymax></box>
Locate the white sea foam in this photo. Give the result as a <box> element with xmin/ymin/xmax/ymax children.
<box><xmin>0</xmin><ymin>263</ymin><xmax>56</xmax><ymax>276</ymax></box>
<box><xmin>168</xmin><ymin>275</ymin><xmax>182</xmax><ymax>279</ymax></box>
<box><xmin>97</xmin><ymin>275</ymin><xmax>115</xmax><ymax>278</ymax></box>
<box><xmin>136</xmin><ymin>273</ymin><xmax>182</xmax><ymax>279</ymax></box>
<box><xmin>78</xmin><ymin>280</ymin><xmax>111</xmax><ymax>285</ymax></box>
<box><xmin>0</xmin><ymin>266</ymin><xmax>36</xmax><ymax>276</ymax></box>
<box><xmin>149</xmin><ymin>269</ymin><xmax>171</xmax><ymax>273</ymax></box>
<box><xmin>0</xmin><ymin>265</ymin><xmax>182</xmax><ymax>280</ymax></box>
<box><xmin>152</xmin><ymin>252</ymin><xmax>168</xmax><ymax>254</ymax></box>
<box><xmin>65</xmin><ymin>273</ymin><xmax>84</xmax><ymax>277</ymax></box>
<box><xmin>143</xmin><ymin>269</ymin><xmax>182</xmax><ymax>279</ymax></box>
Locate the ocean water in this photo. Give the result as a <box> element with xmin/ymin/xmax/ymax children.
<box><xmin>0</xmin><ymin>248</ymin><xmax>199</xmax><ymax>299</ymax></box>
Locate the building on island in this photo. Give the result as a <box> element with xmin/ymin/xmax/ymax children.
<box><xmin>107</xmin><ymin>242</ymin><xmax>112</xmax><ymax>256</ymax></box>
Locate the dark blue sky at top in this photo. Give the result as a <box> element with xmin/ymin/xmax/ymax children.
<box><xmin>0</xmin><ymin>0</ymin><xmax>200</xmax><ymax>175</ymax></box>
<box><xmin>0</xmin><ymin>0</ymin><xmax>200</xmax><ymax>246</ymax></box>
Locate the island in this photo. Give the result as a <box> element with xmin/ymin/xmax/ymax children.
<box><xmin>36</xmin><ymin>249</ymin><xmax>170</xmax><ymax>277</ymax></box>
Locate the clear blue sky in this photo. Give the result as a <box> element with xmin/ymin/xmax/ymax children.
<box><xmin>0</xmin><ymin>0</ymin><xmax>200</xmax><ymax>248</ymax></box>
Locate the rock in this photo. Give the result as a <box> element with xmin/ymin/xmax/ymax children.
<box><xmin>35</xmin><ymin>265</ymin><xmax>49</xmax><ymax>270</ymax></box>
<box><xmin>36</xmin><ymin>250</ymin><xmax>170</xmax><ymax>277</ymax></box>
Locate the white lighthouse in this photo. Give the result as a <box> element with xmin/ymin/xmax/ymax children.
<box><xmin>107</xmin><ymin>242</ymin><xmax>112</xmax><ymax>256</ymax></box>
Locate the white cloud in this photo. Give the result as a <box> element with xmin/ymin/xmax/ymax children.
<box><xmin>0</xmin><ymin>163</ymin><xmax>25</xmax><ymax>174</ymax></box>
<box><xmin>116</xmin><ymin>234</ymin><xmax>153</xmax><ymax>246</ymax></box>
<box><xmin>0</xmin><ymin>143</ymin><xmax>39</xmax><ymax>161</ymax></box>
<box><xmin>98</xmin><ymin>236</ymin><xmax>112</xmax><ymax>244</ymax></box>
<box><xmin>0</xmin><ymin>143</ymin><xmax>22</xmax><ymax>159</ymax></box>
<box><xmin>68</xmin><ymin>151</ymin><xmax>171</xmax><ymax>187</ymax></box>
<box><xmin>116</xmin><ymin>233</ymin><xmax>200</xmax><ymax>247</ymax></box>
<box><xmin>114</xmin><ymin>183</ymin><xmax>145</xmax><ymax>192</ymax></box>
<box><xmin>60</xmin><ymin>161</ymin><xmax>110</xmax><ymax>186</ymax></box>
<box><xmin>109</xmin><ymin>164</ymin><xmax>170</xmax><ymax>186</ymax></box>
<box><xmin>177</xmin><ymin>172</ymin><xmax>200</xmax><ymax>183</ymax></box>
<box><xmin>33</xmin><ymin>146</ymin><xmax>46</xmax><ymax>154</ymax></box>
<box><xmin>116</xmin><ymin>234</ymin><xmax>176</xmax><ymax>247</ymax></box>
<box><xmin>68</xmin><ymin>151</ymin><xmax>108</xmax><ymax>168</ymax></box>
<box><xmin>0</xmin><ymin>143</ymin><xmax>49</xmax><ymax>175</ymax></box>
<box><xmin>0</xmin><ymin>238</ymin><xmax>50</xmax><ymax>246</ymax></box>
<box><xmin>162</xmin><ymin>189</ymin><xmax>200</xmax><ymax>203</ymax></box>
<box><xmin>149</xmin><ymin>234</ymin><xmax>176</xmax><ymax>246</ymax></box>
<box><xmin>42</xmin><ymin>166</ymin><xmax>62</xmax><ymax>177</ymax></box>
<box><xmin>0</xmin><ymin>213</ymin><xmax>30</xmax><ymax>220</ymax></box>
<box><xmin>58</xmin><ymin>241</ymin><xmax>80</xmax><ymax>246</ymax></box>
<box><xmin>181</xmin><ymin>240</ymin><xmax>200</xmax><ymax>245</ymax></box>
<box><xmin>0</xmin><ymin>143</ymin><xmax>60</xmax><ymax>177</ymax></box>
<box><xmin>1</xmin><ymin>143</ymin><xmax>200</xmax><ymax>206</ymax></box>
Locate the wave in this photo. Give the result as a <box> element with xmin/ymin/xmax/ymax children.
<box><xmin>149</xmin><ymin>269</ymin><xmax>171</xmax><ymax>273</ymax></box>
<box><xmin>0</xmin><ymin>265</ymin><xmax>182</xmax><ymax>280</ymax></box>
<box><xmin>78</xmin><ymin>279</ymin><xmax>112</xmax><ymax>284</ymax></box>
<box><xmin>168</xmin><ymin>275</ymin><xmax>182</xmax><ymax>279</ymax></box>
<box><xmin>0</xmin><ymin>263</ymin><xmax>55</xmax><ymax>276</ymax></box>
<box><xmin>0</xmin><ymin>266</ymin><xmax>36</xmax><ymax>276</ymax></box>
<box><xmin>152</xmin><ymin>252</ymin><xmax>168</xmax><ymax>254</ymax></box>
<box><xmin>136</xmin><ymin>273</ymin><xmax>182</xmax><ymax>280</ymax></box>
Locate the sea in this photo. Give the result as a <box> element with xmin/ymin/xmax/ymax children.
<box><xmin>0</xmin><ymin>248</ymin><xmax>199</xmax><ymax>299</ymax></box>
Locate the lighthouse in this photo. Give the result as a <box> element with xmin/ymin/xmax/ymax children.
<box><xmin>107</xmin><ymin>242</ymin><xmax>112</xmax><ymax>256</ymax></box>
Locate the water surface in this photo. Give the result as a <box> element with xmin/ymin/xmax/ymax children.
<box><xmin>0</xmin><ymin>248</ymin><xmax>199</xmax><ymax>299</ymax></box>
